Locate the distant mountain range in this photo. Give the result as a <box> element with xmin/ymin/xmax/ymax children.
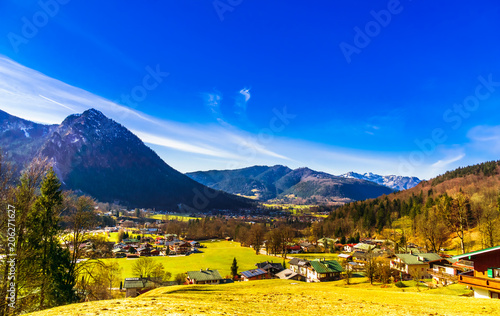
<box><xmin>0</xmin><ymin>108</ymin><xmax>419</xmax><ymax>208</ymax></box>
<box><xmin>339</xmin><ymin>172</ymin><xmax>420</xmax><ymax>191</ymax></box>
<box><xmin>0</xmin><ymin>109</ymin><xmax>253</xmax><ymax>211</ymax></box>
<box><xmin>186</xmin><ymin>166</ymin><xmax>398</xmax><ymax>204</ymax></box>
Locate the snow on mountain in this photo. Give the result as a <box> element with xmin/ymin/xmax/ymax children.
<box><xmin>340</xmin><ymin>172</ymin><xmax>420</xmax><ymax>191</ymax></box>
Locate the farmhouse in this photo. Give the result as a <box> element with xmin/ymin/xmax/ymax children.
<box><xmin>289</xmin><ymin>258</ymin><xmax>311</xmax><ymax>277</ymax></box>
<box><xmin>123</xmin><ymin>277</ymin><xmax>161</xmax><ymax>298</ymax></box>
<box><xmin>241</xmin><ymin>268</ymin><xmax>271</xmax><ymax>281</ymax></box>
<box><xmin>307</xmin><ymin>259</ymin><xmax>343</xmax><ymax>282</ymax></box>
<box><xmin>255</xmin><ymin>261</ymin><xmax>284</xmax><ymax>277</ymax></box>
<box><xmin>169</xmin><ymin>241</ymin><xmax>191</xmax><ymax>255</ymax></box>
<box><xmin>275</xmin><ymin>268</ymin><xmax>305</xmax><ymax>281</ymax></box>
<box><xmin>390</xmin><ymin>252</ymin><xmax>442</xmax><ymax>279</ymax></box>
<box><xmin>427</xmin><ymin>258</ymin><xmax>464</xmax><ymax>286</ymax></box>
<box><xmin>186</xmin><ymin>269</ymin><xmax>223</xmax><ymax>284</ymax></box>
<box><xmin>453</xmin><ymin>245</ymin><xmax>500</xmax><ymax>299</ymax></box>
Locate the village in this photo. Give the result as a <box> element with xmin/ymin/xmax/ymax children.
<box><xmin>81</xmin><ymin>220</ymin><xmax>500</xmax><ymax>300</ymax></box>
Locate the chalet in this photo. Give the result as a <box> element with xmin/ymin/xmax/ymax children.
<box><xmin>186</xmin><ymin>269</ymin><xmax>223</xmax><ymax>284</ymax></box>
<box><xmin>190</xmin><ymin>241</ymin><xmax>201</xmax><ymax>248</ymax></box>
<box><xmin>112</xmin><ymin>248</ymin><xmax>127</xmax><ymax>258</ymax></box>
<box><xmin>255</xmin><ymin>261</ymin><xmax>284</xmax><ymax>276</ymax></box>
<box><xmin>123</xmin><ymin>277</ymin><xmax>162</xmax><ymax>298</ymax></box>
<box><xmin>289</xmin><ymin>258</ymin><xmax>311</xmax><ymax>277</ymax></box>
<box><xmin>317</xmin><ymin>238</ymin><xmax>336</xmax><ymax>248</ymax></box>
<box><xmin>352</xmin><ymin>251</ymin><xmax>368</xmax><ymax>265</ymax></box>
<box><xmin>390</xmin><ymin>252</ymin><xmax>442</xmax><ymax>279</ymax></box>
<box><xmin>275</xmin><ymin>268</ymin><xmax>305</xmax><ymax>281</ymax></box>
<box><xmin>427</xmin><ymin>258</ymin><xmax>464</xmax><ymax>286</ymax></box>
<box><xmin>453</xmin><ymin>245</ymin><xmax>500</xmax><ymax>299</ymax></box>
<box><xmin>344</xmin><ymin>244</ymin><xmax>356</xmax><ymax>252</ymax></box>
<box><xmin>338</xmin><ymin>253</ymin><xmax>352</xmax><ymax>261</ymax></box>
<box><xmin>169</xmin><ymin>241</ymin><xmax>191</xmax><ymax>255</ymax></box>
<box><xmin>354</xmin><ymin>243</ymin><xmax>376</xmax><ymax>252</ymax></box>
<box><xmin>241</xmin><ymin>268</ymin><xmax>270</xmax><ymax>281</ymax></box>
<box><xmin>137</xmin><ymin>247</ymin><xmax>151</xmax><ymax>256</ymax></box>
<box><xmin>307</xmin><ymin>259</ymin><xmax>343</xmax><ymax>282</ymax></box>
<box><xmin>289</xmin><ymin>258</ymin><xmax>342</xmax><ymax>282</ymax></box>
<box><xmin>286</xmin><ymin>245</ymin><xmax>302</xmax><ymax>254</ymax></box>
<box><xmin>299</xmin><ymin>242</ymin><xmax>315</xmax><ymax>252</ymax></box>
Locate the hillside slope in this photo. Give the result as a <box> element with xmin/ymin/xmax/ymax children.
<box><xmin>28</xmin><ymin>280</ymin><xmax>499</xmax><ymax>316</ymax></box>
<box><xmin>0</xmin><ymin>109</ymin><xmax>253</xmax><ymax>210</ymax></box>
<box><xmin>187</xmin><ymin>166</ymin><xmax>394</xmax><ymax>204</ymax></box>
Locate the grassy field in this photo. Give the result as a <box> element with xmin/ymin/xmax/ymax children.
<box><xmin>104</xmin><ymin>240</ymin><xmax>284</xmax><ymax>278</ymax></box>
<box><xmin>291</xmin><ymin>253</ymin><xmax>339</xmax><ymax>260</ymax></box>
<box><xmin>147</xmin><ymin>214</ymin><xmax>201</xmax><ymax>221</ymax></box>
<box><xmin>29</xmin><ymin>278</ymin><xmax>500</xmax><ymax>316</ymax></box>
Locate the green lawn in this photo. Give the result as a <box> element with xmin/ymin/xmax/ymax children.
<box><xmin>103</xmin><ymin>240</ymin><xmax>284</xmax><ymax>278</ymax></box>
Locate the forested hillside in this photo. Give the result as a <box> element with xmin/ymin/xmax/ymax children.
<box><xmin>321</xmin><ymin>161</ymin><xmax>500</xmax><ymax>254</ymax></box>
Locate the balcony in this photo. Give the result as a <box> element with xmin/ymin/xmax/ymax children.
<box><xmin>458</xmin><ymin>274</ymin><xmax>500</xmax><ymax>291</ymax></box>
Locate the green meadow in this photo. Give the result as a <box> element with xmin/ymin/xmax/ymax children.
<box><xmin>104</xmin><ymin>240</ymin><xmax>285</xmax><ymax>278</ymax></box>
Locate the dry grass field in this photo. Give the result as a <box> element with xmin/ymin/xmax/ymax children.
<box><xmin>29</xmin><ymin>279</ymin><xmax>500</xmax><ymax>316</ymax></box>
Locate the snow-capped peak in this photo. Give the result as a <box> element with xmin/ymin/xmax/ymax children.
<box><xmin>340</xmin><ymin>172</ymin><xmax>420</xmax><ymax>191</ymax></box>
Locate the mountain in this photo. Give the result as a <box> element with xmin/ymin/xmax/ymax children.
<box><xmin>0</xmin><ymin>109</ymin><xmax>253</xmax><ymax>210</ymax></box>
<box><xmin>340</xmin><ymin>172</ymin><xmax>421</xmax><ymax>191</ymax></box>
<box><xmin>187</xmin><ymin>166</ymin><xmax>394</xmax><ymax>204</ymax></box>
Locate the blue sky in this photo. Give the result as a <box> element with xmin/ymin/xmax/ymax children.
<box><xmin>0</xmin><ymin>0</ymin><xmax>499</xmax><ymax>179</ymax></box>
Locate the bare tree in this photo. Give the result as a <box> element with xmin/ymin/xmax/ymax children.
<box><xmin>417</xmin><ymin>206</ymin><xmax>449</xmax><ymax>253</ymax></box>
<box><xmin>247</xmin><ymin>224</ymin><xmax>265</xmax><ymax>255</ymax></box>
<box><xmin>441</xmin><ymin>192</ymin><xmax>472</xmax><ymax>254</ymax></box>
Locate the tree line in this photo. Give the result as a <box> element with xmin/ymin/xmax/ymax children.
<box><xmin>0</xmin><ymin>155</ymin><xmax>116</xmax><ymax>315</ymax></box>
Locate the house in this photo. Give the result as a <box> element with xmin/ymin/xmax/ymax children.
<box><xmin>112</xmin><ymin>247</ymin><xmax>127</xmax><ymax>258</ymax></box>
<box><xmin>307</xmin><ymin>259</ymin><xmax>343</xmax><ymax>282</ymax></box>
<box><xmin>354</xmin><ymin>243</ymin><xmax>377</xmax><ymax>252</ymax></box>
<box><xmin>289</xmin><ymin>258</ymin><xmax>311</xmax><ymax>277</ymax></box>
<box><xmin>255</xmin><ymin>261</ymin><xmax>284</xmax><ymax>276</ymax></box>
<box><xmin>299</xmin><ymin>242</ymin><xmax>315</xmax><ymax>252</ymax></box>
<box><xmin>390</xmin><ymin>252</ymin><xmax>442</xmax><ymax>279</ymax></box>
<box><xmin>137</xmin><ymin>247</ymin><xmax>151</xmax><ymax>256</ymax></box>
<box><xmin>352</xmin><ymin>251</ymin><xmax>368</xmax><ymax>265</ymax></box>
<box><xmin>338</xmin><ymin>253</ymin><xmax>352</xmax><ymax>261</ymax></box>
<box><xmin>427</xmin><ymin>258</ymin><xmax>463</xmax><ymax>286</ymax></box>
<box><xmin>123</xmin><ymin>277</ymin><xmax>162</xmax><ymax>298</ymax></box>
<box><xmin>169</xmin><ymin>241</ymin><xmax>191</xmax><ymax>255</ymax></box>
<box><xmin>453</xmin><ymin>245</ymin><xmax>500</xmax><ymax>299</ymax></box>
<box><xmin>344</xmin><ymin>243</ymin><xmax>357</xmax><ymax>252</ymax></box>
<box><xmin>190</xmin><ymin>241</ymin><xmax>201</xmax><ymax>248</ymax></box>
<box><xmin>186</xmin><ymin>269</ymin><xmax>223</xmax><ymax>284</ymax></box>
<box><xmin>317</xmin><ymin>238</ymin><xmax>337</xmax><ymax>248</ymax></box>
<box><xmin>289</xmin><ymin>258</ymin><xmax>343</xmax><ymax>282</ymax></box>
<box><xmin>286</xmin><ymin>245</ymin><xmax>302</xmax><ymax>254</ymax></box>
<box><xmin>241</xmin><ymin>268</ymin><xmax>270</xmax><ymax>281</ymax></box>
<box><xmin>275</xmin><ymin>269</ymin><xmax>305</xmax><ymax>281</ymax></box>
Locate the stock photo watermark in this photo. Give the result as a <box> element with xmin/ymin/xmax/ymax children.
<box><xmin>399</xmin><ymin>74</ymin><xmax>500</xmax><ymax>175</ymax></box>
<box><xmin>115</xmin><ymin>64</ymin><xmax>169</xmax><ymax>120</ymax></box>
<box><xmin>213</xmin><ymin>0</ymin><xmax>243</xmax><ymax>21</ymax></box>
<box><xmin>7</xmin><ymin>0</ymin><xmax>71</xmax><ymax>53</ymax></box>
<box><xmin>6</xmin><ymin>204</ymin><xmax>17</xmax><ymax>309</ymax></box>
<box><xmin>339</xmin><ymin>0</ymin><xmax>404</xmax><ymax>64</ymax></box>
<box><xmin>191</xmin><ymin>106</ymin><xmax>296</xmax><ymax>210</ymax></box>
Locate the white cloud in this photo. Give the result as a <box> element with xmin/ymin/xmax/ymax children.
<box><xmin>0</xmin><ymin>54</ymin><xmax>441</xmax><ymax>178</ymax></box>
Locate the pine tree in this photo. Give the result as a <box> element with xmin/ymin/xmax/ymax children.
<box><xmin>230</xmin><ymin>258</ymin><xmax>238</xmax><ymax>278</ymax></box>
<box><xmin>32</xmin><ymin>168</ymin><xmax>65</xmax><ymax>309</ymax></box>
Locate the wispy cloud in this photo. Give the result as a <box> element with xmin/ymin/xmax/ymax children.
<box><xmin>0</xmin><ymin>55</ymin><xmax>440</xmax><ymax>178</ymax></box>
